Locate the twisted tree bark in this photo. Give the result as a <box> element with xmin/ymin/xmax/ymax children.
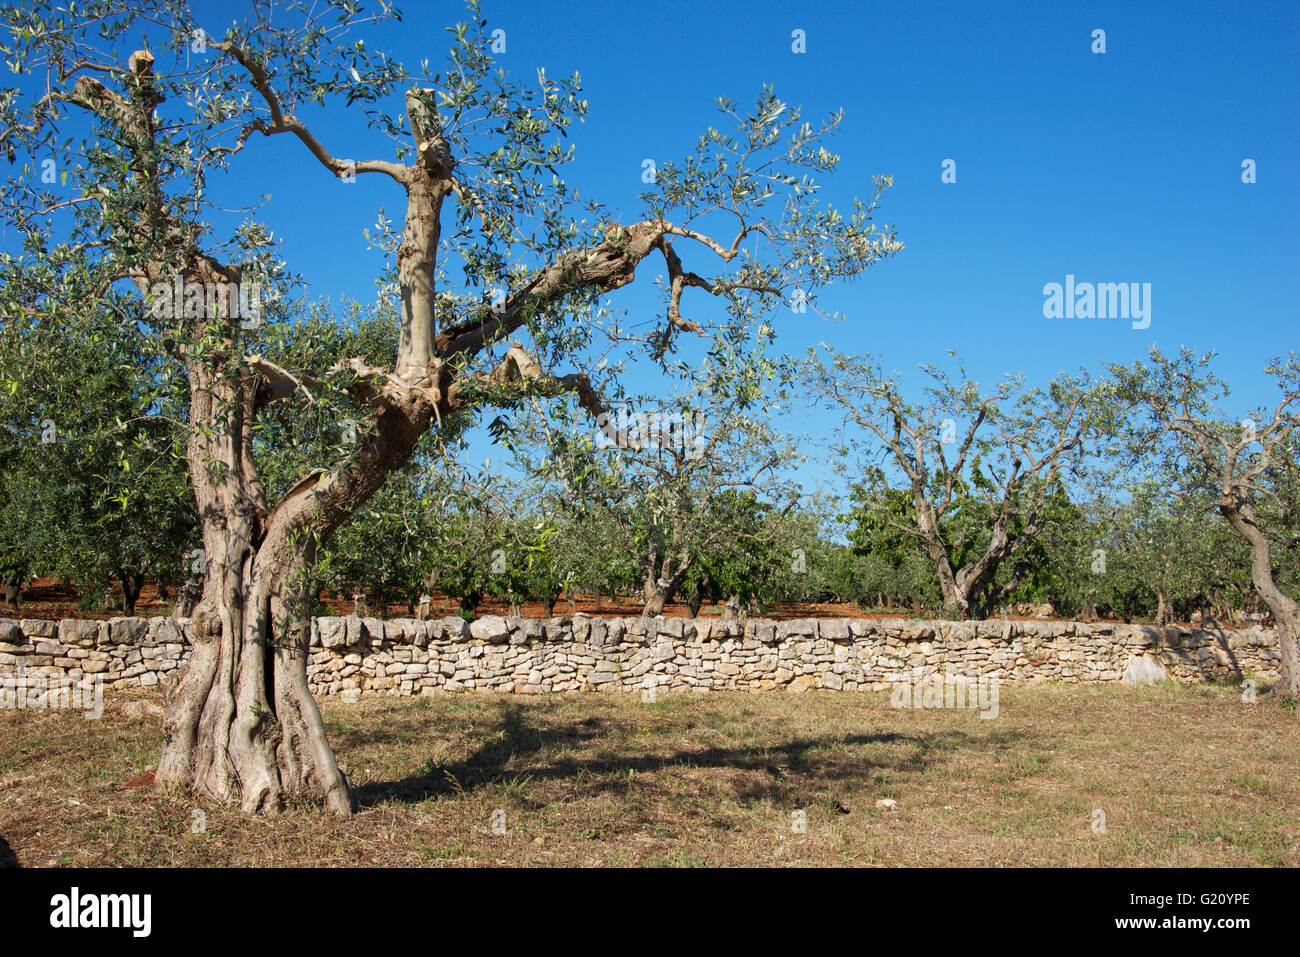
<box><xmin>1222</xmin><ymin>502</ymin><xmax>1300</xmax><ymax>702</ymax></box>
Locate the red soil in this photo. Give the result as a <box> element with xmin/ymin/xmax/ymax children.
<box><xmin>4</xmin><ymin>576</ymin><xmax>908</xmax><ymax>621</ymax></box>
<box><xmin>2</xmin><ymin>576</ymin><xmax>1210</xmax><ymax>627</ymax></box>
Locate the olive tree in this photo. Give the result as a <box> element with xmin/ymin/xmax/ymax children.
<box><xmin>0</xmin><ymin>0</ymin><xmax>899</xmax><ymax>813</ymax></box>
<box><xmin>802</xmin><ymin>347</ymin><xmax>1104</xmax><ymax>618</ymax></box>
<box><xmin>1113</xmin><ymin>347</ymin><xmax>1300</xmax><ymax>700</ymax></box>
<box><xmin>1093</xmin><ymin>484</ymin><xmax>1248</xmax><ymax>624</ymax></box>
<box><xmin>513</xmin><ymin>355</ymin><xmax>805</xmax><ymax>617</ymax></box>
<box><xmin>0</xmin><ymin>253</ymin><xmax>195</xmax><ymax>613</ymax></box>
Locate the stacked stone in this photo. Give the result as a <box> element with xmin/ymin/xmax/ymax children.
<box><xmin>299</xmin><ymin>614</ymin><xmax>1281</xmax><ymax>697</ymax></box>
<box><xmin>0</xmin><ymin>617</ymin><xmax>188</xmax><ymax>688</ymax></box>
<box><xmin>0</xmin><ymin>614</ymin><xmax>1283</xmax><ymax>700</ymax></box>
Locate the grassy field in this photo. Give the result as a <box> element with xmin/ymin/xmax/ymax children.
<box><xmin>1</xmin><ymin>681</ymin><xmax>1296</xmax><ymax>867</ymax></box>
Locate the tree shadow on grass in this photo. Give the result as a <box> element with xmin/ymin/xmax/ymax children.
<box><xmin>350</xmin><ymin>700</ymin><xmax>1034</xmax><ymax>809</ymax></box>
<box><xmin>0</xmin><ymin>835</ymin><xmax>19</xmax><ymax>868</ymax></box>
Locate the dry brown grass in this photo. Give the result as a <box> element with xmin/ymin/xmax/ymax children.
<box><xmin>1</xmin><ymin>680</ymin><xmax>1296</xmax><ymax>867</ymax></box>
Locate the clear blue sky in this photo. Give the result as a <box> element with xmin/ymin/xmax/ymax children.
<box><xmin>204</xmin><ymin>0</ymin><xmax>1297</xmax><ymax>383</ymax></box>
<box><xmin>16</xmin><ymin>0</ymin><xmax>1300</xmax><ymax>491</ymax></box>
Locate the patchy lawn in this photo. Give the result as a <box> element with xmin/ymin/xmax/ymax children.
<box><xmin>1</xmin><ymin>681</ymin><xmax>1296</xmax><ymax>867</ymax></box>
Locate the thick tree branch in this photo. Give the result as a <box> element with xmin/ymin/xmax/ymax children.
<box><xmin>212</xmin><ymin>40</ymin><xmax>407</xmax><ymax>182</ymax></box>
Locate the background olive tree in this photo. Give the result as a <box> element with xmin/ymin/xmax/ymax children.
<box><xmin>509</xmin><ymin>352</ymin><xmax>805</xmax><ymax>617</ymax></box>
<box><xmin>1112</xmin><ymin>347</ymin><xmax>1300</xmax><ymax>700</ymax></box>
<box><xmin>799</xmin><ymin>346</ymin><xmax>1105</xmax><ymax>619</ymax></box>
<box><xmin>0</xmin><ymin>252</ymin><xmax>196</xmax><ymax>613</ymax></box>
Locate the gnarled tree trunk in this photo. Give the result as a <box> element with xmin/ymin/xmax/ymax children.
<box><xmin>641</xmin><ymin>552</ymin><xmax>690</xmax><ymax>619</ymax></box>
<box><xmin>156</xmin><ymin>355</ymin><xmax>435</xmax><ymax>816</ymax></box>
<box><xmin>686</xmin><ymin>575</ymin><xmax>707</xmax><ymax>618</ymax></box>
<box><xmin>117</xmin><ymin>569</ymin><xmax>145</xmax><ymax>616</ymax></box>
<box><xmin>1222</xmin><ymin>502</ymin><xmax>1300</xmax><ymax>701</ymax></box>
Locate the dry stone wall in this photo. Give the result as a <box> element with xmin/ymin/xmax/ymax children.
<box><xmin>0</xmin><ymin>614</ymin><xmax>1282</xmax><ymax>701</ymax></box>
